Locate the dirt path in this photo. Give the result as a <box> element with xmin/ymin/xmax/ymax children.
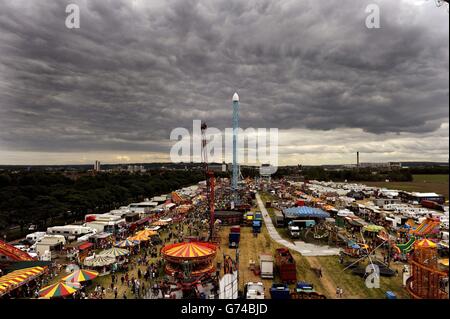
<box><xmin>306</xmin><ymin>256</ymin><xmax>338</xmax><ymax>298</ymax></box>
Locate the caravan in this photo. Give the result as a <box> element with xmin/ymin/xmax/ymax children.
<box><xmin>47</xmin><ymin>225</ymin><xmax>94</xmax><ymax>240</ymax></box>
<box><xmin>25</xmin><ymin>232</ymin><xmax>46</xmax><ymax>244</ymax></box>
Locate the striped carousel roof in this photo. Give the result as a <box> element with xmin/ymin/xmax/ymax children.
<box><xmin>415</xmin><ymin>239</ymin><xmax>437</xmax><ymax>249</ymax></box>
<box><xmin>162</xmin><ymin>242</ymin><xmax>217</xmax><ymax>259</ymax></box>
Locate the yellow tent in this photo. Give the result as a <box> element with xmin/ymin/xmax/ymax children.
<box><xmin>136</xmin><ymin>229</ymin><xmax>158</xmax><ymax>237</ymax></box>
<box><xmin>128</xmin><ymin>233</ymin><xmax>150</xmax><ymax>241</ymax></box>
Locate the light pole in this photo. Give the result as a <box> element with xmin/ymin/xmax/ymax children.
<box><xmin>232</xmin><ymin>92</ymin><xmax>240</xmax><ymax>206</ymax></box>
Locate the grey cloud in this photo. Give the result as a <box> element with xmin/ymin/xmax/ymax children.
<box><xmin>0</xmin><ymin>0</ymin><xmax>448</xmax><ymax>161</ymax></box>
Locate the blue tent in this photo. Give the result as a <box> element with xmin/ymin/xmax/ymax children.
<box><xmin>283</xmin><ymin>206</ymin><xmax>330</xmax><ymax>219</ymax></box>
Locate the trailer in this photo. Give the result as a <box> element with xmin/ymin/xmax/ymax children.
<box><xmin>275</xmin><ymin>248</ymin><xmax>297</xmax><ymax>283</ymax></box>
<box><xmin>421</xmin><ymin>200</ymin><xmax>445</xmax><ymax>212</ymax></box>
<box><xmin>252</xmin><ymin>220</ymin><xmax>262</xmax><ymax>233</ymax></box>
<box><xmin>273</xmin><ymin>209</ymin><xmax>285</xmax><ymax>227</ymax></box>
<box><xmin>244</xmin><ymin>282</ymin><xmax>265</xmax><ymax>299</ymax></box>
<box><xmin>291</xmin><ymin>282</ymin><xmax>326</xmax><ymax>299</ymax></box>
<box><xmin>259</xmin><ymin>254</ymin><xmax>274</xmax><ymax>279</ymax></box>
<box><xmin>230</xmin><ymin>225</ymin><xmax>240</xmax><ymax>233</ymax></box>
<box><xmin>270</xmin><ymin>283</ymin><xmax>291</xmax><ymax>299</ymax></box>
<box><xmin>229</xmin><ymin>232</ymin><xmax>240</xmax><ymax>248</ymax></box>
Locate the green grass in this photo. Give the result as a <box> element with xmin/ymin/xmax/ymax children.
<box><xmin>412</xmin><ymin>174</ymin><xmax>449</xmax><ymax>183</ymax></box>
<box><xmin>364</xmin><ymin>174</ymin><xmax>449</xmax><ymax>200</ymax></box>
<box><xmin>313</xmin><ymin>256</ymin><xmax>409</xmax><ymax>299</ymax></box>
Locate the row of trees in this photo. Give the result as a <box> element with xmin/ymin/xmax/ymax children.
<box><xmin>0</xmin><ymin>170</ymin><xmax>204</xmax><ymax>239</ymax></box>
<box><xmin>300</xmin><ymin>167</ymin><xmax>413</xmax><ymax>182</ymax></box>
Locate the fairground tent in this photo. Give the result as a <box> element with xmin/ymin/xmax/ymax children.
<box><xmin>62</xmin><ymin>269</ymin><xmax>99</xmax><ymax>283</ymax></box>
<box><xmin>83</xmin><ymin>255</ymin><xmax>115</xmax><ymax>267</ymax></box>
<box><xmin>39</xmin><ymin>281</ymin><xmax>80</xmax><ymax>298</ymax></box>
<box><xmin>283</xmin><ymin>206</ymin><xmax>330</xmax><ymax>219</ymax></box>
<box><xmin>98</xmin><ymin>247</ymin><xmax>129</xmax><ymax>258</ymax></box>
<box><xmin>363</xmin><ymin>225</ymin><xmax>385</xmax><ymax>233</ymax></box>
<box><xmin>114</xmin><ymin>239</ymin><xmax>139</xmax><ymax>247</ymax></box>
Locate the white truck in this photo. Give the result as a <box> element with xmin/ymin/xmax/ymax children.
<box><xmin>244</xmin><ymin>282</ymin><xmax>265</xmax><ymax>299</ymax></box>
<box><xmin>288</xmin><ymin>223</ymin><xmax>300</xmax><ymax>238</ymax></box>
<box><xmin>259</xmin><ymin>254</ymin><xmax>274</xmax><ymax>279</ymax></box>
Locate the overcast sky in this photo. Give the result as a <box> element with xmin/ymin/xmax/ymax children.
<box><xmin>0</xmin><ymin>0</ymin><xmax>448</xmax><ymax>165</ymax></box>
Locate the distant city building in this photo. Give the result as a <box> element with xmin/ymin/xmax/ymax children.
<box><xmin>358</xmin><ymin>162</ymin><xmax>402</xmax><ymax>170</ymax></box>
<box><xmin>94</xmin><ymin>160</ymin><xmax>101</xmax><ymax>172</ymax></box>
<box><xmin>388</xmin><ymin>162</ymin><xmax>402</xmax><ymax>170</ymax></box>
<box><xmin>260</xmin><ymin>164</ymin><xmax>275</xmax><ymax>177</ymax></box>
<box><xmin>127</xmin><ymin>165</ymin><xmax>146</xmax><ymax>173</ymax></box>
<box><xmin>208</xmin><ymin>163</ymin><xmax>226</xmax><ymax>173</ymax></box>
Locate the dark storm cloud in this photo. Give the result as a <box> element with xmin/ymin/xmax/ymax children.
<box><xmin>0</xmin><ymin>0</ymin><xmax>448</xmax><ymax>154</ymax></box>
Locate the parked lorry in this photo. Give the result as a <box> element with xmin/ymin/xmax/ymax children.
<box><xmin>230</xmin><ymin>225</ymin><xmax>240</xmax><ymax>233</ymax></box>
<box><xmin>421</xmin><ymin>200</ymin><xmax>445</xmax><ymax>212</ymax></box>
<box><xmin>291</xmin><ymin>282</ymin><xmax>326</xmax><ymax>299</ymax></box>
<box><xmin>288</xmin><ymin>222</ymin><xmax>300</xmax><ymax>238</ymax></box>
<box><xmin>270</xmin><ymin>283</ymin><xmax>291</xmax><ymax>299</ymax></box>
<box><xmin>252</xmin><ymin>220</ymin><xmax>262</xmax><ymax>233</ymax></box>
<box><xmin>259</xmin><ymin>254</ymin><xmax>274</xmax><ymax>279</ymax></box>
<box><xmin>273</xmin><ymin>209</ymin><xmax>285</xmax><ymax>227</ymax></box>
<box><xmin>244</xmin><ymin>282</ymin><xmax>265</xmax><ymax>299</ymax></box>
<box><xmin>275</xmin><ymin>248</ymin><xmax>297</xmax><ymax>283</ymax></box>
<box><xmin>229</xmin><ymin>232</ymin><xmax>240</xmax><ymax>248</ymax></box>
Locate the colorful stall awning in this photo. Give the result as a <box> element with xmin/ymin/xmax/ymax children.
<box><xmin>0</xmin><ymin>266</ymin><xmax>46</xmax><ymax>296</ymax></box>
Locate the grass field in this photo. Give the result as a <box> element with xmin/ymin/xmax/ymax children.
<box><xmin>364</xmin><ymin>174</ymin><xmax>449</xmax><ymax>200</ymax></box>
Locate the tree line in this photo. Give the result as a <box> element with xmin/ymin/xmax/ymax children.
<box><xmin>0</xmin><ymin>170</ymin><xmax>204</xmax><ymax>239</ymax></box>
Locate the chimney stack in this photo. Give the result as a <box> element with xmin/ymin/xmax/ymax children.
<box><xmin>357</xmin><ymin>152</ymin><xmax>360</xmax><ymax>167</ymax></box>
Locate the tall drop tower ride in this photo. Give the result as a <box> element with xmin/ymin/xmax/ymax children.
<box><xmin>232</xmin><ymin>92</ymin><xmax>240</xmax><ymax>205</ymax></box>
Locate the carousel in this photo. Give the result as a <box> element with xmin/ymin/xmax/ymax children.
<box><xmin>406</xmin><ymin>239</ymin><xmax>449</xmax><ymax>299</ymax></box>
<box><xmin>161</xmin><ymin>241</ymin><xmax>218</xmax><ymax>278</ymax></box>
